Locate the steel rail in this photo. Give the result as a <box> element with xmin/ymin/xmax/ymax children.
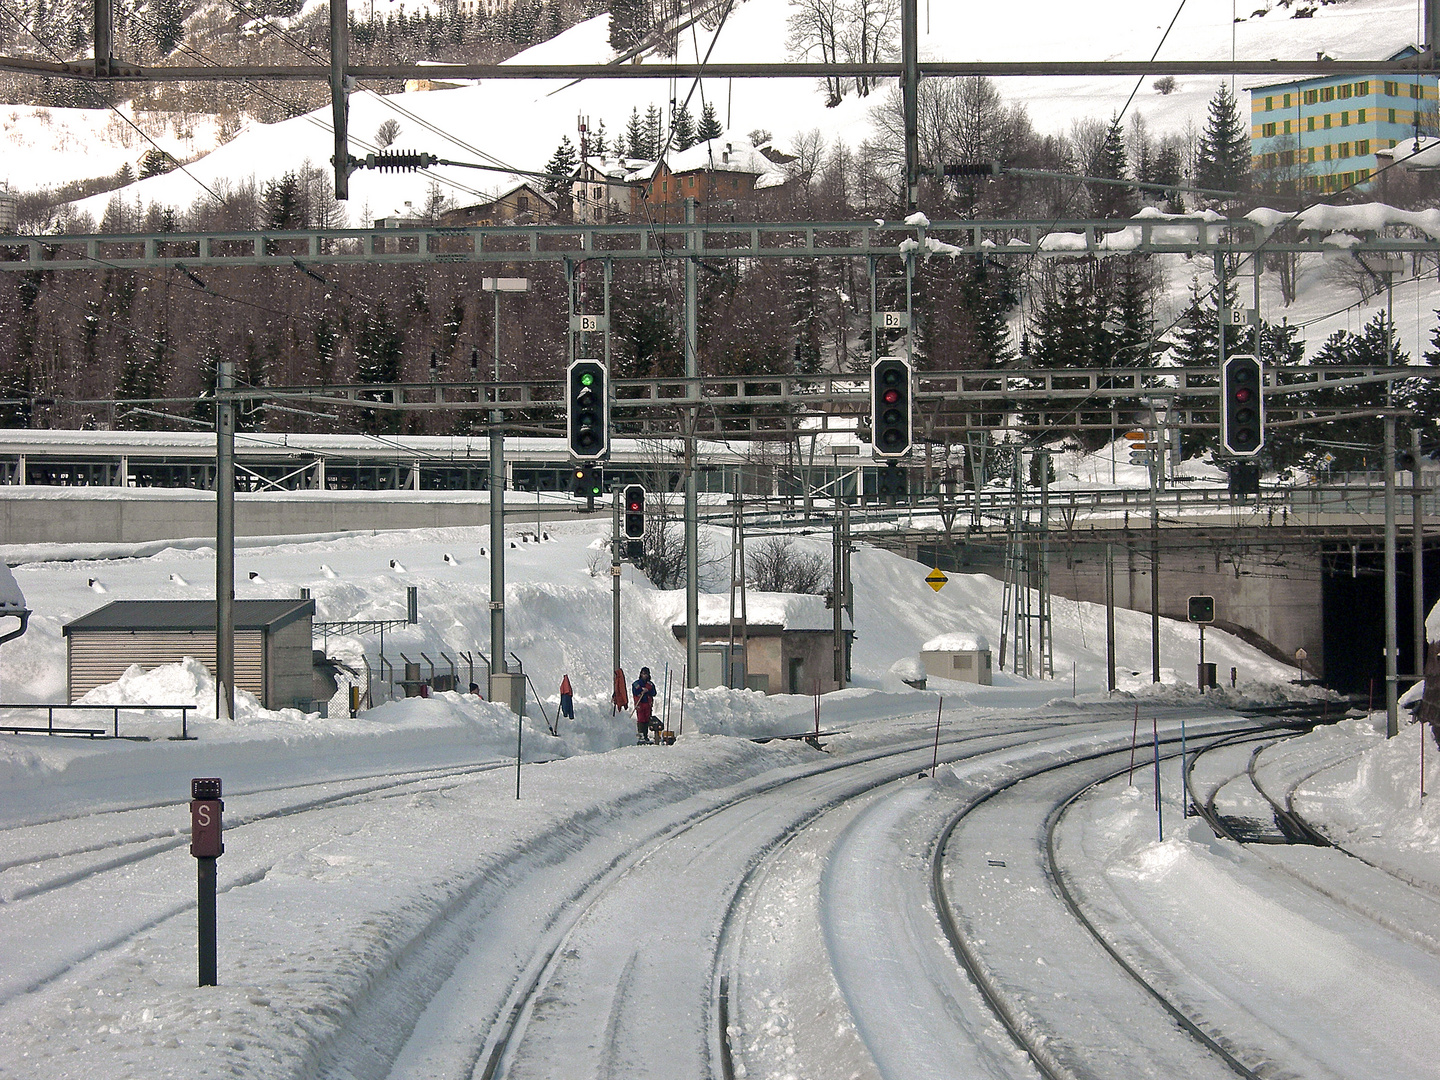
<box><xmin>464</xmin><ymin>716</ymin><xmax>1091</xmax><ymax>1080</ymax></box>
<box><xmin>929</xmin><ymin>719</ymin><xmax>1288</xmax><ymax>1080</ymax></box>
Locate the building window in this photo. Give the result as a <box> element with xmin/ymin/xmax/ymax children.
<box><xmin>1337</xmin><ymin>84</ymin><xmax>1352</xmax><ymax>100</ymax></box>
<box><xmin>1307</xmin><ymin>116</ymin><xmax>1316</xmax><ymax>132</ymax></box>
<box><xmin>1265</xmin><ymin>95</ymin><xmax>1274</xmax><ymax>110</ymax></box>
<box><xmin>1357</xmin><ymin>168</ymin><xmax>1371</xmax><ymax>183</ymax></box>
<box><xmin>1283</xmin><ymin>93</ymin><xmax>1292</xmax><ymax>108</ymax></box>
<box><xmin>1304</xmin><ymin>89</ymin><xmax>1319</xmax><ymax>105</ymax></box>
<box><xmin>516</xmin><ymin>196</ymin><xmax>529</xmax><ymax>212</ymax></box>
<box><xmin>1341</xmin><ymin>111</ymin><xmax>1349</xmax><ymax>126</ymax></box>
<box><xmin>1321</xmin><ymin>86</ymin><xmax>1335</xmax><ymax>102</ymax></box>
<box><xmin>1261</xmin><ymin>122</ymin><xmax>1277</xmax><ymax>137</ymax></box>
<box><xmin>1357</xmin><ymin>109</ymin><xmax>1366</xmax><ymax>124</ymax></box>
<box><xmin>1385</xmin><ymin>81</ymin><xmax>1399</xmax><ymax>97</ymax></box>
<box><xmin>1357</xmin><ymin>139</ymin><xmax>1370</xmax><ymax>155</ymax></box>
<box><xmin>1279</xmin><ymin>149</ymin><xmax>1295</xmax><ymax>167</ymax></box>
<box><xmin>1390</xmin><ymin>108</ymin><xmax>1397</xmax><ymax>123</ymax></box>
<box><xmin>594</xmin><ymin>187</ymin><xmax>602</xmax><ymax>199</ymax></box>
<box><xmin>1308</xmin><ymin>147</ymin><xmax>1317</xmax><ymax>163</ymax></box>
<box><xmin>1324</xmin><ymin>114</ymin><xmax>1332</xmax><ymax>129</ymax></box>
<box><xmin>1355</xmin><ymin>81</ymin><xmax>1369</xmax><ymax>96</ymax></box>
<box><xmin>1324</xmin><ymin>145</ymin><xmax>1333</xmax><ymax>161</ymax></box>
<box><xmin>1338</xmin><ymin>142</ymin><xmax>1351</xmax><ymax>158</ymax></box>
<box><xmin>661</xmin><ymin>180</ymin><xmax>668</xmax><ymax>192</ymax></box>
<box><xmin>688</xmin><ymin>176</ymin><xmax>696</xmax><ymax>188</ymax></box>
<box><xmin>1413</xmin><ymin>83</ymin><xmax>1424</xmax><ymax>99</ymax></box>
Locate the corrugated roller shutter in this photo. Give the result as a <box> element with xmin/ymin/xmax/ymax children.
<box><xmin>69</xmin><ymin>630</ymin><xmax>266</xmax><ymax>703</ymax></box>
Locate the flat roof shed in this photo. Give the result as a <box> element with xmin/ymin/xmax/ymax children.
<box><xmin>63</xmin><ymin>599</ymin><xmax>315</xmax><ymax>709</ymax></box>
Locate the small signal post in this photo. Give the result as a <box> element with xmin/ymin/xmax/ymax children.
<box><xmin>190</xmin><ymin>777</ymin><xmax>223</xmax><ymax>987</ymax></box>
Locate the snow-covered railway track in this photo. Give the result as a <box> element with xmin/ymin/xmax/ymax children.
<box><xmin>1043</xmin><ymin>727</ymin><xmax>1440</xmax><ymax>1080</ymax></box>
<box><xmin>718</xmin><ymin>714</ymin><xmax>1266</xmax><ymax>1080</ymax></box>
<box><xmin>327</xmin><ymin>716</ymin><xmax>1098</xmax><ymax>1080</ymax></box>
<box><xmin>1186</xmin><ymin>728</ymin><xmax>1440</xmax><ymax>964</ymax></box>
<box><xmin>933</xmin><ymin>722</ymin><xmax>1277</xmax><ymax>1080</ymax></box>
<box><xmin>0</xmin><ymin>760</ymin><xmax>512</xmax><ymax>1004</ymax></box>
<box><xmin>0</xmin><ymin>761</ymin><xmax>512</xmax><ymax>902</ymax></box>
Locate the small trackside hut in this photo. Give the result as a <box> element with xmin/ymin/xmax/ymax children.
<box><xmin>673</xmin><ymin>593</ymin><xmax>853</xmax><ymax>695</ymax></box>
<box><xmin>920</xmin><ymin>632</ymin><xmax>993</xmax><ymax>686</ymax></box>
<box><xmin>64</xmin><ymin>599</ymin><xmax>316</xmax><ymax>709</ymax></box>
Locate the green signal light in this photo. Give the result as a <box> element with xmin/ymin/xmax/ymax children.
<box><xmin>580</xmin><ymin>372</ymin><xmax>595</xmax><ymax>387</ymax></box>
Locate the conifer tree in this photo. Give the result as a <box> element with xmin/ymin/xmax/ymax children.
<box><xmin>608</xmin><ymin>0</ymin><xmax>650</xmax><ymax>52</ymax></box>
<box><xmin>1195</xmin><ymin>83</ymin><xmax>1250</xmax><ymax>196</ymax></box>
<box><xmin>623</xmin><ymin>108</ymin><xmax>646</xmax><ymax>159</ymax></box>
<box><xmin>1089</xmin><ymin>118</ymin><xmax>1137</xmax><ymax>218</ymax></box>
<box><xmin>543</xmin><ymin>135</ymin><xmax>578</xmax><ymax>194</ymax></box>
<box><xmin>697</xmin><ymin>100</ymin><xmax>723</xmax><ymax>142</ymax></box>
<box><xmin>671</xmin><ymin>99</ymin><xmax>696</xmax><ymax>150</ymax></box>
<box><xmin>643</xmin><ymin>104</ymin><xmax>664</xmax><ymax>158</ymax></box>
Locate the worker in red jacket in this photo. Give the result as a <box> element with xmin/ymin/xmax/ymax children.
<box><xmin>631</xmin><ymin>667</ymin><xmax>658</xmax><ymax>743</ymax></box>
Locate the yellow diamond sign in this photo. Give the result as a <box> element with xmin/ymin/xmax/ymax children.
<box><xmin>925</xmin><ymin>568</ymin><xmax>948</xmax><ymax>592</ymax></box>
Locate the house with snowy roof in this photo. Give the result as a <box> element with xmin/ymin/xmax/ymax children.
<box><xmin>440</xmin><ymin>179</ymin><xmax>557</xmax><ymax>227</ymax></box>
<box><xmin>637</xmin><ymin>137</ymin><xmax>790</xmax><ymax>220</ymax></box>
<box><xmin>571</xmin><ymin>156</ymin><xmax>654</xmax><ymax>224</ymax></box>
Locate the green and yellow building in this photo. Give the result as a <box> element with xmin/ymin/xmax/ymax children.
<box><xmin>1249</xmin><ymin>47</ymin><xmax>1437</xmax><ymax>195</ymax></box>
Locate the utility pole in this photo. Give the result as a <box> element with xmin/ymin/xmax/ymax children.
<box><xmin>901</xmin><ymin>0</ymin><xmax>920</xmax><ymax>212</ymax></box>
<box><xmin>486</xmin><ymin>277</ymin><xmax>528</xmax><ymax>704</ymax></box>
<box><xmin>1414</xmin><ymin>427</ymin><xmax>1426</xmax><ymax>684</ymax></box>
<box><xmin>1105</xmin><ymin>543</ymin><xmax>1117</xmax><ymax>693</ymax></box>
<box><xmin>329</xmin><ymin>0</ymin><xmax>349</xmax><ymax>199</ymax></box>
<box><xmin>1385</xmin><ymin>270</ymin><xmax>1399</xmax><ymax>737</ymax></box>
<box><xmin>684</xmin><ymin>199</ymin><xmax>700</xmax><ymax>686</ymax></box>
<box><xmin>215</xmin><ymin>361</ymin><xmax>235</xmax><ymax>722</ymax></box>
<box><xmin>611</xmin><ymin>490</ymin><xmax>621</xmax><ymax>681</ymax></box>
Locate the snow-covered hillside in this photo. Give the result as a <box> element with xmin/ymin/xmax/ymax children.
<box><xmin>39</xmin><ymin>0</ymin><xmax>1424</xmax><ymax>223</ymax></box>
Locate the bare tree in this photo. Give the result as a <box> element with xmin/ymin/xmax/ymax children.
<box><xmin>841</xmin><ymin>0</ymin><xmax>898</xmax><ymax>97</ymax></box>
<box><xmin>786</xmin><ymin>0</ymin><xmax>845</xmax><ymax>107</ymax></box>
<box><xmin>746</xmin><ymin>536</ymin><xmax>828</xmax><ymax>594</ymax></box>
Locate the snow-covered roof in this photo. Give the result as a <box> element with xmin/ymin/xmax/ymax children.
<box><xmin>577</xmin><ymin>156</ymin><xmax>653</xmax><ymax>182</ymax></box>
<box><xmin>1375</xmin><ymin>136</ymin><xmax>1440</xmax><ymax>171</ymax></box>
<box><xmin>647</xmin><ymin>135</ymin><xmax>789</xmax><ymax>189</ymax></box>
<box><xmin>921</xmin><ymin>631</ymin><xmax>990</xmax><ymax>653</ymax></box>
<box><xmin>676</xmin><ymin>592</ymin><xmax>848</xmax><ymax>633</ymax></box>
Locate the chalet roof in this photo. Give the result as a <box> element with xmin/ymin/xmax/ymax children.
<box><xmin>643</xmin><ymin>135</ymin><xmax>788</xmax><ymax>188</ymax></box>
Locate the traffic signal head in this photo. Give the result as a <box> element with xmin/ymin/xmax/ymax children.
<box><xmin>572</xmin><ymin>463</ymin><xmax>602</xmax><ymax>498</ymax></box>
<box><xmin>1221</xmin><ymin>355</ymin><xmax>1264</xmax><ymax>457</ymax></box>
<box><xmin>567</xmin><ymin>359</ymin><xmax>609</xmax><ymax>461</ymax></box>
<box><xmin>871</xmin><ymin>357</ymin><xmax>912</xmax><ymax>459</ymax></box>
<box><xmin>1187</xmin><ymin>595</ymin><xmax>1215</xmax><ymax>623</ymax></box>
<box><xmin>622</xmin><ymin>484</ymin><xmax>646</xmax><ymax>540</ymax></box>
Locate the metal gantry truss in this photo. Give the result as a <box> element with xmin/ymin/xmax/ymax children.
<box><xmin>73</xmin><ymin>363</ymin><xmax>1440</xmax><ymax>441</ymax></box>
<box><xmin>2</xmin><ymin>218</ymin><xmax>1435</xmax><ymax>271</ymax></box>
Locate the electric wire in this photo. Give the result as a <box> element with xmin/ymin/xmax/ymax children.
<box><xmin>0</xmin><ymin>0</ymin><xmax>232</xmax><ymax>209</ymax></box>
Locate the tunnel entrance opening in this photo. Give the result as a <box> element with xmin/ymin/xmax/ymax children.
<box><xmin>1322</xmin><ymin>546</ymin><xmax>1440</xmax><ymax>697</ymax></box>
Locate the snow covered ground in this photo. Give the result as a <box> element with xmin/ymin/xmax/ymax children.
<box><xmin>0</xmin><ymin>517</ymin><xmax>1436</xmax><ymax>1077</ymax></box>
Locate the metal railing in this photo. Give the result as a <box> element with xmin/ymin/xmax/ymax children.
<box><xmin>0</xmin><ymin>702</ymin><xmax>197</xmax><ymax>739</ymax></box>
